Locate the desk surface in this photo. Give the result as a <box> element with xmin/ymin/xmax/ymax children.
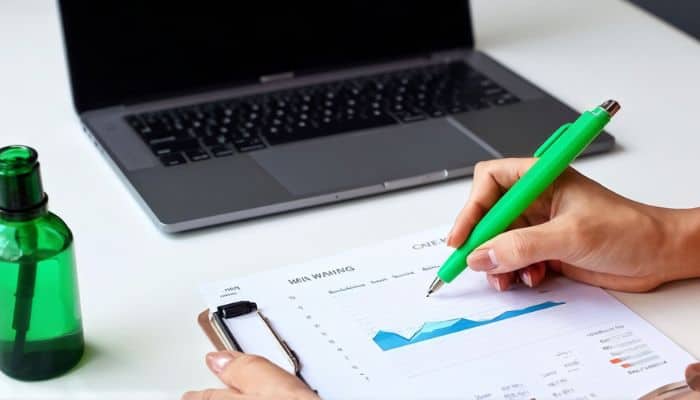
<box><xmin>1</xmin><ymin>0</ymin><xmax>699</xmax><ymax>398</ymax></box>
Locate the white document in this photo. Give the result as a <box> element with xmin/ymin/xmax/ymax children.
<box><xmin>202</xmin><ymin>226</ymin><xmax>696</xmax><ymax>399</ymax></box>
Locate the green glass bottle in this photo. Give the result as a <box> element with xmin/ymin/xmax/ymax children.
<box><xmin>0</xmin><ymin>145</ymin><xmax>84</xmax><ymax>380</ymax></box>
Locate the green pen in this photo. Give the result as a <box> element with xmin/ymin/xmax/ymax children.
<box><xmin>426</xmin><ymin>100</ymin><xmax>621</xmax><ymax>297</ymax></box>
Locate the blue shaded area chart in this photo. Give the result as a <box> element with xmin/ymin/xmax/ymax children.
<box><xmin>373</xmin><ymin>301</ymin><xmax>565</xmax><ymax>351</ymax></box>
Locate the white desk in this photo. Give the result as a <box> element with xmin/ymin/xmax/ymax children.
<box><xmin>1</xmin><ymin>0</ymin><xmax>699</xmax><ymax>398</ymax></box>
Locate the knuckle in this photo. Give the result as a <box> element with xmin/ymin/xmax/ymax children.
<box><xmin>200</xmin><ymin>389</ymin><xmax>216</xmax><ymax>400</ymax></box>
<box><xmin>473</xmin><ymin>160</ymin><xmax>487</xmax><ymax>176</ymax></box>
<box><xmin>568</xmin><ymin>219</ymin><xmax>584</xmax><ymax>238</ymax></box>
<box><xmin>565</xmin><ymin>219</ymin><xmax>596</xmax><ymax>260</ymax></box>
<box><xmin>235</xmin><ymin>353</ymin><xmax>267</xmax><ymax>369</ymax></box>
<box><xmin>509</xmin><ymin>231</ymin><xmax>533</xmax><ymax>261</ymax></box>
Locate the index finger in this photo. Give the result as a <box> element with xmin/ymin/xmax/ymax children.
<box><xmin>448</xmin><ymin>158</ymin><xmax>537</xmax><ymax>248</ymax></box>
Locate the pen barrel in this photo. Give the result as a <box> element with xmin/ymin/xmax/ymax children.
<box><xmin>438</xmin><ymin>107</ymin><xmax>611</xmax><ymax>283</ymax></box>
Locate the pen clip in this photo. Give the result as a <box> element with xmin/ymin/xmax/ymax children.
<box><xmin>533</xmin><ymin>123</ymin><xmax>571</xmax><ymax>157</ymax></box>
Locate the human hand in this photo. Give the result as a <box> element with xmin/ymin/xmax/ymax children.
<box><xmin>650</xmin><ymin>363</ymin><xmax>700</xmax><ymax>399</ymax></box>
<box><xmin>687</xmin><ymin>363</ymin><xmax>700</xmax><ymax>394</ymax></box>
<box><xmin>448</xmin><ymin>158</ymin><xmax>699</xmax><ymax>292</ymax></box>
<box><xmin>182</xmin><ymin>351</ymin><xmax>319</xmax><ymax>400</ymax></box>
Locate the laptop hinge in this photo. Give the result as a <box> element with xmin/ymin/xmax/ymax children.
<box><xmin>260</xmin><ymin>71</ymin><xmax>295</xmax><ymax>83</ymax></box>
<box><xmin>429</xmin><ymin>49</ymin><xmax>469</xmax><ymax>63</ymax></box>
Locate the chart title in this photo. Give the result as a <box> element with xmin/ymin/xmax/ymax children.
<box><xmin>288</xmin><ymin>266</ymin><xmax>355</xmax><ymax>285</ymax></box>
<box><xmin>411</xmin><ymin>237</ymin><xmax>446</xmax><ymax>250</ymax></box>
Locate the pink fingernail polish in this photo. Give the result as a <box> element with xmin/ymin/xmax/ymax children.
<box><xmin>206</xmin><ymin>352</ymin><xmax>234</xmax><ymax>375</ymax></box>
<box><xmin>521</xmin><ymin>270</ymin><xmax>533</xmax><ymax>287</ymax></box>
<box><xmin>468</xmin><ymin>248</ymin><xmax>498</xmax><ymax>270</ymax></box>
<box><xmin>494</xmin><ymin>279</ymin><xmax>504</xmax><ymax>292</ymax></box>
<box><xmin>487</xmin><ymin>249</ymin><xmax>498</xmax><ymax>266</ymax></box>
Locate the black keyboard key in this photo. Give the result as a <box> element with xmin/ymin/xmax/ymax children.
<box><xmin>185</xmin><ymin>149</ymin><xmax>210</xmax><ymax>162</ymax></box>
<box><xmin>465</xmin><ymin>99</ymin><xmax>489</xmax><ymax>110</ymax></box>
<box><xmin>187</xmin><ymin>125</ymin><xmax>208</xmax><ymax>138</ymax></box>
<box><xmin>203</xmin><ymin>135</ymin><xmax>230</xmax><ymax>147</ymax></box>
<box><xmin>448</xmin><ymin>105</ymin><xmax>467</xmax><ymax>114</ymax></box>
<box><xmin>232</xmin><ymin>135</ymin><xmax>266</xmax><ymax>152</ymax></box>
<box><xmin>211</xmin><ymin>146</ymin><xmax>234</xmax><ymax>157</ymax></box>
<box><xmin>151</xmin><ymin>138</ymin><xmax>201</xmax><ymax>155</ymax></box>
<box><xmin>430</xmin><ymin>109</ymin><xmax>446</xmax><ymax>118</ymax></box>
<box><xmin>489</xmin><ymin>93</ymin><xmax>520</xmax><ymax>106</ymax></box>
<box><xmin>393</xmin><ymin>110</ymin><xmax>426</xmax><ymax>123</ymax></box>
<box><xmin>159</xmin><ymin>153</ymin><xmax>186</xmax><ymax>167</ymax></box>
<box><xmin>235</xmin><ymin>142</ymin><xmax>266</xmax><ymax>152</ymax></box>
<box><xmin>483</xmin><ymin>86</ymin><xmax>506</xmax><ymax>97</ymax></box>
<box><xmin>146</xmin><ymin>131</ymin><xmax>191</xmax><ymax>145</ymax></box>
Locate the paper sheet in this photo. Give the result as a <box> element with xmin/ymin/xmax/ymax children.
<box><xmin>202</xmin><ymin>226</ymin><xmax>696</xmax><ymax>399</ymax></box>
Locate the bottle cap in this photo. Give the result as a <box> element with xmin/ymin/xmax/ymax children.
<box><xmin>0</xmin><ymin>145</ymin><xmax>46</xmax><ymax>214</ymax></box>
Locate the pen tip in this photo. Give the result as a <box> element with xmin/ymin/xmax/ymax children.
<box><xmin>426</xmin><ymin>277</ymin><xmax>445</xmax><ymax>298</ymax></box>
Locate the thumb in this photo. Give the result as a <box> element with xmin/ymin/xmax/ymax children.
<box><xmin>467</xmin><ymin>221</ymin><xmax>565</xmax><ymax>274</ymax></box>
<box><xmin>205</xmin><ymin>351</ymin><xmax>312</xmax><ymax>396</ymax></box>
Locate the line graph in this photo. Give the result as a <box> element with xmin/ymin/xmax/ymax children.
<box><xmin>372</xmin><ymin>301</ymin><xmax>565</xmax><ymax>350</ymax></box>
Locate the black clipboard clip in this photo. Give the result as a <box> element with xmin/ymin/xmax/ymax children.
<box><xmin>198</xmin><ymin>300</ymin><xmax>313</xmax><ymax>390</ymax></box>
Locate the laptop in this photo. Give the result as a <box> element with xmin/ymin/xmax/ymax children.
<box><xmin>57</xmin><ymin>1</ymin><xmax>614</xmax><ymax>233</ymax></box>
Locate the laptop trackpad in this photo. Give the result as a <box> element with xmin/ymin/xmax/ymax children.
<box><xmin>250</xmin><ymin>119</ymin><xmax>493</xmax><ymax>196</ymax></box>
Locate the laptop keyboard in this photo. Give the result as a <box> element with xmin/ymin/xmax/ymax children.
<box><xmin>124</xmin><ymin>61</ymin><xmax>519</xmax><ymax>166</ymax></box>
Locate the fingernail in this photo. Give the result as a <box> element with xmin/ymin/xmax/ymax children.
<box><xmin>687</xmin><ymin>363</ymin><xmax>700</xmax><ymax>391</ymax></box>
<box><xmin>521</xmin><ymin>270</ymin><xmax>533</xmax><ymax>287</ymax></box>
<box><xmin>446</xmin><ymin>226</ymin><xmax>458</xmax><ymax>246</ymax></box>
<box><xmin>206</xmin><ymin>351</ymin><xmax>235</xmax><ymax>375</ymax></box>
<box><xmin>494</xmin><ymin>278</ymin><xmax>504</xmax><ymax>292</ymax></box>
<box><xmin>468</xmin><ymin>248</ymin><xmax>498</xmax><ymax>270</ymax></box>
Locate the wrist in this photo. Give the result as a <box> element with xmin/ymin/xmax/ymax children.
<box><xmin>651</xmin><ymin>206</ymin><xmax>700</xmax><ymax>282</ymax></box>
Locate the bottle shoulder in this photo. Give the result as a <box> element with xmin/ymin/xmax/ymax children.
<box><xmin>38</xmin><ymin>212</ymin><xmax>73</xmax><ymax>248</ymax></box>
<box><xmin>0</xmin><ymin>212</ymin><xmax>73</xmax><ymax>262</ymax></box>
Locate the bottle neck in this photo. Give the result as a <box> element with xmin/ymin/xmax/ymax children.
<box><xmin>0</xmin><ymin>146</ymin><xmax>47</xmax><ymax>222</ymax></box>
<box><xmin>0</xmin><ymin>195</ymin><xmax>49</xmax><ymax>222</ymax></box>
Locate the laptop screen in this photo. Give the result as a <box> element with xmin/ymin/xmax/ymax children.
<box><xmin>59</xmin><ymin>1</ymin><xmax>472</xmax><ymax>112</ymax></box>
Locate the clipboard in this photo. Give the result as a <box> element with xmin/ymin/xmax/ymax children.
<box><xmin>198</xmin><ymin>300</ymin><xmax>313</xmax><ymax>390</ymax></box>
<box><xmin>199</xmin><ymin>301</ymin><xmax>695</xmax><ymax>399</ymax></box>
